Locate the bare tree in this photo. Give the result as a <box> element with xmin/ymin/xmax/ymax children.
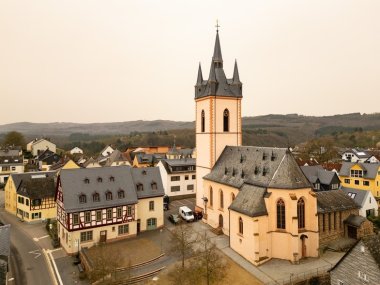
<box><xmin>196</xmin><ymin>231</ymin><xmax>228</xmax><ymax>285</ymax></box>
<box><xmin>169</xmin><ymin>222</ymin><xmax>196</xmax><ymax>269</ymax></box>
<box><xmin>88</xmin><ymin>244</ymin><xmax>124</xmax><ymax>284</ymax></box>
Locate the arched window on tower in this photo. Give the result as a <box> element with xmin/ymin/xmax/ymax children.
<box><xmin>298</xmin><ymin>198</ymin><xmax>305</xmax><ymax>229</ymax></box>
<box><xmin>239</xmin><ymin>217</ymin><xmax>243</xmax><ymax>235</ymax></box>
<box><xmin>201</xmin><ymin>110</ymin><xmax>205</xmax><ymax>132</ymax></box>
<box><xmin>223</xmin><ymin>109</ymin><xmax>229</xmax><ymax>132</ymax></box>
<box><xmin>277</xmin><ymin>199</ymin><xmax>286</xmax><ymax>229</ymax></box>
<box><xmin>209</xmin><ymin>187</ymin><xmax>213</xmax><ymax>207</ymax></box>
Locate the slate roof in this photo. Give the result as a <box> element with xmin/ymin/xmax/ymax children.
<box><xmin>83</xmin><ymin>157</ymin><xmax>100</xmax><ymax>168</ymax></box>
<box><xmin>104</xmin><ymin>150</ymin><xmax>129</xmax><ymax>166</ymax></box>
<box><xmin>341</xmin><ymin>186</ymin><xmax>369</xmax><ymax>207</ymax></box>
<box><xmin>0</xmin><ymin>156</ymin><xmax>23</xmax><ymax>166</ymax></box>
<box><xmin>11</xmin><ymin>171</ymin><xmax>57</xmax><ymax>191</ymax></box>
<box><xmin>0</xmin><ymin>224</ymin><xmax>10</xmax><ymax>257</ymax></box>
<box><xmin>362</xmin><ymin>234</ymin><xmax>380</xmax><ymax>269</ymax></box>
<box><xmin>316</xmin><ymin>190</ymin><xmax>359</xmax><ymax>213</ymax></box>
<box><xmin>204</xmin><ymin>146</ymin><xmax>312</xmax><ymax>190</ymax></box>
<box><xmin>343</xmin><ymin>148</ymin><xmax>372</xmax><ymax>159</ymax></box>
<box><xmin>195</xmin><ymin>31</ymin><xmax>242</xmax><ymax>99</ymax></box>
<box><xmin>339</xmin><ymin>162</ymin><xmax>380</xmax><ymax>179</ymax></box>
<box><xmin>301</xmin><ymin>165</ymin><xmax>338</xmax><ymax>185</ymax></box>
<box><xmin>135</xmin><ymin>153</ymin><xmax>165</xmax><ymax>164</ymax></box>
<box><xmin>229</xmin><ymin>184</ymin><xmax>267</xmax><ymax>217</ymax></box>
<box><xmin>59</xmin><ymin>166</ymin><xmax>164</xmax><ymax>213</ymax></box>
<box><xmin>159</xmin><ymin>159</ymin><xmax>196</xmax><ymax>174</ymax></box>
<box><xmin>18</xmin><ymin>176</ymin><xmax>56</xmax><ymax>199</ymax></box>
<box><xmin>344</xmin><ymin>214</ymin><xmax>366</xmax><ymax>227</ymax></box>
<box><xmin>0</xmin><ymin>149</ymin><xmax>21</xmax><ymax>157</ymax></box>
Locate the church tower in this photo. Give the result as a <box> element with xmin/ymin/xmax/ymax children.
<box><xmin>195</xmin><ymin>30</ymin><xmax>243</xmax><ymax>210</ymax></box>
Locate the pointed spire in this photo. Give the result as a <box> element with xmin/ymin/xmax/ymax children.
<box><xmin>196</xmin><ymin>63</ymin><xmax>203</xmax><ymax>85</ymax></box>
<box><xmin>233</xmin><ymin>59</ymin><xmax>241</xmax><ymax>84</ymax></box>
<box><xmin>212</xmin><ymin>31</ymin><xmax>223</xmax><ymax>65</ymax></box>
<box><xmin>208</xmin><ymin>62</ymin><xmax>217</xmax><ymax>82</ymax></box>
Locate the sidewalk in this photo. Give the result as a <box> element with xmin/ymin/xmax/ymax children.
<box><xmin>192</xmin><ymin>221</ymin><xmax>344</xmax><ymax>284</ymax></box>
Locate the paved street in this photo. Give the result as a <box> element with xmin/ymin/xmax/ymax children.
<box><xmin>0</xmin><ymin>190</ymin><xmax>55</xmax><ymax>285</ymax></box>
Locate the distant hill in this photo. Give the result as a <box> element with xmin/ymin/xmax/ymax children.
<box><xmin>0</xmin><ymin>113</ymin><xmax>379</xmax><ymax>148</ymax></box>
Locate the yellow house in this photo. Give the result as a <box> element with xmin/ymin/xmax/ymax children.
<box><xmin>5</xmin><ymin>171</ymin><xmax>57</xmax><ymax>222</ymax></box>
<box><xmin>339</xmin><ymin>162</ymin><xmax>380</xmax><ymax>201</ymax></box>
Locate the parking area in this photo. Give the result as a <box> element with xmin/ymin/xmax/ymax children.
<box><xmin>164</xmin><ymin>197</ymin><xmax>196</xmax><ymax>228</ymax></box>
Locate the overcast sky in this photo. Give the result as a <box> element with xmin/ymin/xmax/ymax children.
<box><xmin>1</xmin><ymin>0</ymin><xmax>379</xmax><ymax>124</ymax></box>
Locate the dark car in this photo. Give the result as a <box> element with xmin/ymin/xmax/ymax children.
<box><xmin>168</xmin><ymin>213</ymin><xmax>181</xmax><ymax>224</ymax></box>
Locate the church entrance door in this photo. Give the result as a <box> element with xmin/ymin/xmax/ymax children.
<box><xmin>218</xmin><ymin>214</ymin><xmax>223</xmax><ymax>228</ymax></box>
<box><xmin>300</xmin><ymin>234</ymin><xmax>308</xmax><ymax>258</ymax></box>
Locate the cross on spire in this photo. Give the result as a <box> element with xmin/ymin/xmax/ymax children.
<box><xmin>215</xmin><ymin>19</ymin><xmax>220</xmax><ymax>32</ymax></box>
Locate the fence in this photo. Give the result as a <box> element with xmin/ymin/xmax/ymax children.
<box><xmin>264</xmin><ymin>264</ymin><xmax>332</xmax><ymax>285</ymax></box>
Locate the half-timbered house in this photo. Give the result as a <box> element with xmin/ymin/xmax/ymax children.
<box><xmin>56</xmin><ymin>166</ymin><xmax>164</xmax><ymax>254</ymax></box>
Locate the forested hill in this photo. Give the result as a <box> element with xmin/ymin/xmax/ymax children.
<box><xmin>0</xmin><ymin>113</ymin><xmax>379</xmax><ymax>148</ymax></box>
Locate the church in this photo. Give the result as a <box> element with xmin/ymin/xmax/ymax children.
<box><xmin>194</xmin><ymin>30</ymin><xmax>372</xmax><ymax>265</ymax></box>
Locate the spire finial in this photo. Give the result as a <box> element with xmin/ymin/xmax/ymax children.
<box><xmin>215</xmin><ymin>19</ymin><xmax>220</xmax><ymax>33</ymax></box>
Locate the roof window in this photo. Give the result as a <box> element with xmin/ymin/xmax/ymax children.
<box><xmin>97</xmin><ymin>177</ymin><xmax>103</xmax><ymax>183</ymax></box>
<box><xmin>137</xmin><ymin>183</ymin><xmax>144</xmax><ymax>191</ymax></box>
<box><xmin>79</xmin><ymin>194</ymin><xmax>87</xmax><ymax>204</ymax></box>
<box><xmin>84</xmin><ymin>178</ymin><xmax>90</xmax><ymax>184</ymax></box>
<box><xmin>262</xmin><ymin>152</ymin><xmax>267</xmax><ymax>161</ymax></box>
<box><xmin>109</xmin><ymin>176</ymin><xmax>115</xmax><ymax>182</ymax></box>
<box><xmin>262</xmin><ymin>167</ymin><xmax>268</xmax><ymax>176</ymax></box>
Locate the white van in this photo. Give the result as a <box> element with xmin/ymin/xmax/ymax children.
<box><xmin>179</xmin><ymin>206</ymin><xmax>194</xmax><ymax>222</ymax></box>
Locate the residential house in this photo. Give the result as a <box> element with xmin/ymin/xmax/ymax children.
<box><xmin>4</xmin><ymin>171</ymin><xmax>57</xmax><ymax>222</ymax></box>
<box><xmin>0</xmin><ymin>149</ymin><xmax>24</xmax><ymax>185</ymax></box>
<box><xmin>300</xmin><ymin>165</ymin><xmax>340</xmax><ymax>191</ymax></box>
<box><xmin>27</xmin><ymin>138</ymin><xmax>56</xmax><ymax>156</ymax></box>
<box><xmin>70</xmin><ymin>147</ymin><xmax>83</xmax><ymax>155</ymax></box>
<box><xmin>166</xmin><ymin>145</ymin><xmax>195</xmax><ymax>160</ymax></box>
<box><xmin>341</xmin><ymin>187</ymin><xmax>378</xmax><ymax>217</ymax></box>
<box><xmin>83</xmin><ymin>157</ymin><xmax>101</xmax><ymax>168</ymax></box>
<box><xmin>36</xmin><ymin>149</ymin><xmax>61</xmax><ymax>171</ymax></box>
<box><xmin>56</xmin><ymin>166</ymin><xmax>164</xmax><ymax>254</ymax></box>
<box><xmin>330</xmin><ymin>234</ymin><xmax>380</xmax><ymax>285</ymax></box>
<box><xmin>99</xmin><ymin>145</ymin><xmax>114</xmax><ymax>157</ymax></box>
<box><xmin>132</xmin><ymin>153</ymin><xmax>165</xmax><ymax>168</ymax></box>
<box><xmin>341</xmin><ymin>148</ymin><xmax>379</xmax><ymax>163</ymax></box>
<box><xmin>157</xmin><ymin>158</ymin><xmax>196</xmax><ymax>198</ymax></box>
<box><xmin>0</xmin><ymin>223</ymin><xmax>10</xmax><ymax>285</ymax></box>
<box><xmin>339</xmin><ymin>162</ymin><xmax>380</xmax><ymax>204</ymax></box>
<box><xmin>103</xmin><ymin>150</ymin><xmax>131</xmax><ymax>167</ymax></box>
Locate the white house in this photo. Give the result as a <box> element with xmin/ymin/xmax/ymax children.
<box><xmin>0</xmin><ymin>148</ymin><xmax>24</xmax><ymax>185</ymax></box>
<box><xmin>27</xmin><ymin>138</ymin><xmax>56</xmax><ymax>156</ymax></box>
<box><xmin>157</xmin><ymin>158</ymin><xmax>196</xmax><ymax>198</ymax></box>
<box><xmin>341</xmin><ymin>186</ymin><xmax>378</xmax><ymax>217</ymax></box>
<box><xmin>100</xmin><ymin>145</ymin><xmax>114</xmax><ymax>157</ymax></box>
<box><xmin>342</xmin><ymin>148</ymin><xmax>379</xmax><ymax>163</ymax></box>
<box><xmin>70</xmin><ymin>147</ymin><xmax>83</xmax><ymax>155</ymax></box>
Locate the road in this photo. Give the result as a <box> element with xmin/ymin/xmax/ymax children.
<box><xmin>0</xmin><ymin>196</ymin><xmax>55</xmax><ymax>285</ymax></box>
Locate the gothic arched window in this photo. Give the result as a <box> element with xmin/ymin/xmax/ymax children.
<box><xmin>223</xmin><ymin>109</ymin><xmax>229</xmax><ymax>132</ymax></box>
<box><xmin>239</xmin><ymin>217</ymin><xmax>243</xmax><ymax>235</ymax></box>
<box><xmin>201</xmin><ymin>110</ymin><xmax>205</xmax><ymax>133</ymax></box>
<box><xmin>209</xmin><ymin>187</ymin><xmax>213</xmax><ymax>207</ymax></box>
<box><xmin>220</xmin><ymin>190</ymin><xmax>224</xmax><ymax>209</ymax></box>
<box><xmin>277</xmin><ymin>199</ymin><xmax>286</xmax><ymax>229</ymax></box>
<box><xmin>297</xmin><ymin>198</ymin><xmax>305</xmax><ymax>229</ymax></box>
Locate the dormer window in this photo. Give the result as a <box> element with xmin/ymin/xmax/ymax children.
<box><xmin>118</xmin><ymin>189</ymin><xmax>125</xmax><ymax>199</ymax></box>
<box><xmin>105</xmin><ymin>191</ymin><xmax>113</xmax><ymax>201</ymax></box>
<box><xmin>97</xmin><ymin>177</ymin><xmax>103</xmax><ymax>183</ymax></box>
<box><xmin>262</xmin><ymin>152</ymin><xmax>267</xmax><ymax>161</ymax></box>
<box><xmin>232</xmin><ymin>168</ymin><xmax>236</xmax><ymax>177</ymax></box>
<box><xmin>151</xmin><ymin>182</ymin><xmax>157</xmax><ymax>190</ymax></box>
<box><xmin>224</xmin><ymin>167</ymin><xmax>228</xmax><ymax>175</ymax></box>
<box><xmin>254</xmin><ymin>166</ymin><xmax>259</xmax><ymax>175</ymax></box>
<box><xmin>84</xmin><ymin>178</ymin><xmax>90</xmax><ymax>184</ymax></box>
<box><xmin>142</xmin><ymin>170</ymin><xmax>147</xmax><ymax>175</ymax></box>
<box><xmin>241</xmin><ymin>170</ymin><xmax>245</xmax><ymax>179</ymax></box>
<box><xmin>137</xmin><ymin>183</ymin><xmax>143</xmax><ymax>191</ymax></box>
<box><xmin>262</xmin><ymin>167</ymin><xmax>268</xmax><ymax>176</ymax></box>
<box><xmin>240</xmin><ymin>154</ymin><xmax>245</xmax><ymax>163</ymax></box>
<box><xmin>109</xmin><ymin>176</ymin><xmax>115</xmax><ymax>182</ymax></box>
<box><xmin>271</xmin><ymin>152</ymin><xmax>276</xmax><ymax>161</ymax></box>
<box><xmin>79</xmin><ymin>194</ymin><xmax>87</xmax><ymax>204</ymax></box>
<box><xmin>93</xmin><ymin>192</ymin><xmax>100</xmax><ymax>202</ymax></box>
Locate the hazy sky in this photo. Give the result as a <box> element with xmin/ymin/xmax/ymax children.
<box><xmin>1</xmin><ymin>0</ymin><xmax>379</xmax><ymax>124</ymax></box>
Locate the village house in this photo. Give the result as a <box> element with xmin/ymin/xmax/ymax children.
<box><xmin>157</xmin><ymin>158</ymin><xmax>196</xmax><ymax>198</ymax></box>
<box><xmin>36</xmin><ymin>149</ymin><xmax>62</xmax><ymax>171</ymax></box>
<box><xmin>330</xmin><ymin>234</ymin><xmax>380</xmax><ymax>285</ymax></box>
<box><xmin>69</xmin><ymin>147</ymin><xmax>83</xmax><ymax>155</ymax></box>
<box><xmin>27</xmin><ymin>138</ymin><xmax>56</xmax><ymax>156</ymax></box>
<box><xmin>341</xmin><ymin>186</ymin><xmax>378</xmax><ymax>217</ymax></box>
<box><xmin>341</xmin><ymin>148</ymin><xmax>379</xmax><ymax>163</ymax></box>
<box><xmin>339</xmin><ymin>162</ymin><xmax>380</xmax><ymax>204</ymax></box>
<box><xmin>0</xmin><ymin>147</ymin><xmax>24</xmax><ymax>185</ymax></box>
<box><xmin>300</xmin><ymin>165</ymin><xmax>340</xmax><ymax>191</ymax></box>
<box><xmin>4</xmin><ymin>171</ymin><xmax>57</xmax><ymax>222</ymax></box>
<box><xmin>56</xmin><ymin>166</ymin><xmax>164</xmax><ymax>254</ymax></box>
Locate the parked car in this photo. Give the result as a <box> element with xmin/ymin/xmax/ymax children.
<box><xmin>168</xmin><ymin>213</ymin><xmax>181</xmax><ymax>224</ymax></box>
<box><xmin>179</xmin><ymin>206</ymin><xmax>194</xmax><ymax>222</ymax></box>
